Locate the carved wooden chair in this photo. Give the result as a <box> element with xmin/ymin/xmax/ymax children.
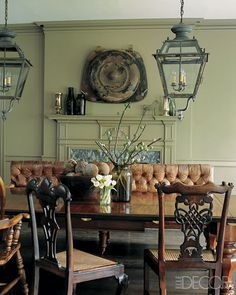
<box><xmin>144</xmin><ymin>181</ymin><xmax>233</xmax><ymax>295</ymax></box>
<box><xmin>26</xmin><ymin>177</ymin><xmax>128</xmax><ymax>295</ymax></box>
<box><xmin>0</xmin><ymin>176</ymin><xmax>6</xmax><ymax>219</ymax></box>
<box><xmin>0</xmin><ymin>176</ymin><xmax>29</xmax><ymax>294</ymax></box>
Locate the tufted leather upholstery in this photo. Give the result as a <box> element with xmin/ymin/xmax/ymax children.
<box><xmin>10</xmin><ymin>161</ymin><xmax>213</xmax><ymax>193</ymax></box>
<box><xmin>11</xmin><ymin>161</ymin><xmax>65</xmax><ymax>187</ymax></box>
<box><xmin>130</xmin><ymin>164</ymin><xmax>213</xmax><ymax>192</ymax></box>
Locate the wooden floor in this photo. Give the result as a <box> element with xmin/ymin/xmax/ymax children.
<box><xmin>10</xmin><ymin>225</ymin><xmax>235</xmax><ymax>294</ymax></box>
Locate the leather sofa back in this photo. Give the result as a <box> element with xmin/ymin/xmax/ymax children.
<box><xmin>130</xmin><ymin>163</ymin><xmax>214</xmax><ymax>192</ymax></box>
<box><xmin>10</xmin><ymin>161</ymin><xmax>214</xmax><ymax>193</ymax></box>
<box><xmin>11</xmin><ymin>161</ymin><xmax>65</xmax><ymax>187</ymax></box>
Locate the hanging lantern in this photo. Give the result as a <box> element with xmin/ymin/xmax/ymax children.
<box><xmin>153</xmin><ymin>0</ymin><xmax>208</xmax><ymax>120</ymax></box>
<box><xmin>0</xmin><ymin>0</ymin><xmax>32</xmax><ymax>120</ymax></box>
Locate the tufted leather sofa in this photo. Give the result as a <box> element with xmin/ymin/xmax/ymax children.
<box><xmin>131</xmin><ymin>163</ymin><xmax>213</xmax><ymax>192</ymax></box>
<box><xmin>10</xmin><ymin>161</ymin><xmax>65</xmax><ymax>187</ymax></box>
<box><xmin>10</xmin><ymin>161</ymin><xmax>214</xmax><ymax>193</ymax></box>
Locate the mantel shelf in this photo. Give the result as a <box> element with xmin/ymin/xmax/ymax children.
<box><xmin>48</xmin><ymin>114</ymin><xmax>177</xmax><ymax>123</ymax></box>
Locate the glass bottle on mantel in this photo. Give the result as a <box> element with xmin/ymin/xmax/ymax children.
<box><xmin>75</xmin><ymin>92</ymin><xmax>86</xmax><ymax>115</ymax></box>
<box><xmin>65</xmin><ymin>87</ymin><xmax>76</xmax><ymax>115</ymax></box>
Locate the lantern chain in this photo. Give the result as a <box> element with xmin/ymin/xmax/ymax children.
<box><xmin>4</xmin><ymin>0</ymin><xmax>8</xmax><ymax>28</ymax></box>
<box><xmin>180</xmin><ymin>0</ymin><xmax>184</xmax><ymax>23</ymax></box>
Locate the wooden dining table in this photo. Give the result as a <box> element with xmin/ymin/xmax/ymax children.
<box><xmin>5</xmin><ymin>187</ymin><xmax>236</xmax><ymax>295</ymax></box>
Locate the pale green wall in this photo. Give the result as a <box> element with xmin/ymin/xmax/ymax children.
<box><xmin>4</xmin><ymin>26</ymin><xmax>44</xmax><ymax>179</ymax></box>
<box><xmin>42</xmin><ymin>22</ymin><xmax>167</xmax><ymax>158</ymax></box>
<box><xmin>3</xmin><ymin>19</ymin><xmax>236</xmax><ymax>187</ymax></box>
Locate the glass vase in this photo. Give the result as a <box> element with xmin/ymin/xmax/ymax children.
<box><xmin>168</xmin><ymin>97</ymin><xmax>176</xmax><ymax>116</ymax></box>
<box><xmin>112</xmin><ymin>165</ymin><xmax>132</xmax><ymax>202</ymax></box>
<box><xmin>100</xmin><ymin>188</ymin><xmax>111</xmax><ymax>205</ymax></box>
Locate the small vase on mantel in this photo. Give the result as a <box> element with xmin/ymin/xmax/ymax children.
<box><xmin>112</xmin><ymin>165</ymin><xmax>132</xmax><ymax>202</ymax></box>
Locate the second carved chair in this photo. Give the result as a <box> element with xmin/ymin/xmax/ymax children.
<box><xmin>26</xmin><ymin>177</ymin><xmax>128</xmax><ymax>295</ymax></box>
<box><xmin>144</xmin><ymin>181</ymin><xmax>233</xmax><ymax>295</ymax></box>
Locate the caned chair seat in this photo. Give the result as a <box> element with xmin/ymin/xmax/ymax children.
<box><xmin>148</xmin><ymin>248</ymin><xmax>215</xmax><ymax>262</ymax></box>
<box><xmin>57</xmin><ymin>249</ymin><xmax>117</xmax><ymax>271</ymax></box>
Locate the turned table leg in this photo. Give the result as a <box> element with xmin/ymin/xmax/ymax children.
<box><xmin>98</xmin><ymin>230</ymin><xmax>110</xmax><ymax>254</ymax></box>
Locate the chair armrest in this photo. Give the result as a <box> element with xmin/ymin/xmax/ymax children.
<box><xmin>0</xmin><ymin>213</ymin><xmax>29</xmax><ymax>230</ymax></box>
<box><xmin>5</xmin><ymin>183</ymin><xmax>15</xmax><ymax>189</ymax></box>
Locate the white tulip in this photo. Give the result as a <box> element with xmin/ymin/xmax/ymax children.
<box><xmin>96</xmin><ymin>174</ymin><xmax>103</xmax><ymax>181</ymax></box>
<box><xmin>93</xmin><ymin>181</ymin><xmax>100</xmax><ymax>187</ymax></box>
<box><xmin>105</xmin><ymin>174</ymin><xmax>112</xmax><ymax>180</ymax></box>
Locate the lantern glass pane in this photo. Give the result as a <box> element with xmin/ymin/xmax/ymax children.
<box><xmin>0</xmin><ymin>59</ymin><xmax>30</xmax><ymax>98</ymax></box>
<box><xmin>161</xmin><ymin>40</ymin><xmax>201</xmax><ymax>54</ymax></box>
<box><xmin>16</xmin><ymin>62</ymin><xmax>30</xmax><ymax>97</ymax></box>
<box><xmin>0</xmin><ymin>65</ymin><xmax>20</xmax><ymax>97</ymax></box>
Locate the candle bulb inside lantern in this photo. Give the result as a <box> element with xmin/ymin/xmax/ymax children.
<box><xmin>171</xmin><ymin>71</ymin><xmax>177</xmax><ymax>84</ymax></box>
<box><xmin>6</xmin><ymin>76</ymin><xmax>11</xmax><ymax>87</ymax></box>
<box><xmin>183</xmin><ymin>72</ymin><xmax>187</xmax><ymax>85</ymax></box>
<box><xmin>180</xmin><ymin>70</ymin><xmax>186</xmax><ymax>85</ymax></box>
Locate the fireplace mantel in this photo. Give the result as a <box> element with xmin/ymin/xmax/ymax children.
<box><xmin>48</xmin><ymin>114</ymin><xmax>177</xmax><ymax>164</ymax></box>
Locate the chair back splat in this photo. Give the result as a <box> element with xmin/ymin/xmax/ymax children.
<box><xmin>144</xmin><ymin>181</ymin><xmax>233</xmax><ymax>295</ymax></box>
<box><xmin>27</xmin><ymin>178</ymin><xmax>72</xmax><ymax>267</ymax></box>
<box><xmin>26</xmin><ymin>177</ymin><xmax>128</xmax><ymax>295</ymax></box>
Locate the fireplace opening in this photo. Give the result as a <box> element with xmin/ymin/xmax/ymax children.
<box><xmin>70</xmin><ymin>148</ymin><xmax>160</xmax><ymax>164</ymax></box>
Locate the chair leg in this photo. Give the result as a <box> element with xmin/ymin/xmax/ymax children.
<box><xmin>64</xmin><ymin>273</ymin><xmax>74</xmax><ymax>295</ymax></box>
<box><xmin>208</xmin><ymin>269</ymin><xmax>214</xmax><ymax>295</ymax></box>
<box><xmin>31</xmin><ymin>264</ymin><xmax>40</xmax><ymax>295</ymax></box>
<box><xmin>16</xmin><ymin>250</ymin><xmax>29</xmax><ymax>295</ymax></box>
<box><xmin>115</xmin><ymin>273</ymin><xmax>128</xmax><ymax>295</ymax></box>
<box><xmin>72</xmin><ymin>284</ymin><xmax>77</xmax><ymax>295</ymax></box>
<box><xmin>144</xmin><ymin>260</ymin><xmax>150</xmax><ymax>295</ymax></box>
<box><xmin>213</xmin><ymin>268</ymin><xmax>222</xmax><ymax>295</ymax></box>
<box><xmin>158</xmin><ymin>264</ymin><xmax>166</xmax><ymax>295</ymax></box>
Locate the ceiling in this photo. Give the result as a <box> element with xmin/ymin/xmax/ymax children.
<box><xmin>1</xmin><ymin>0</ymin><xmax>236</xmax><ymax>25</ymax></box>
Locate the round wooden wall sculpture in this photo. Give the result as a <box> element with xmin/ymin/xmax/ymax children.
<box><xmin>81</xmin><ymin>48</ymin><xmax>148</xmax><ymax>103</ymax></box>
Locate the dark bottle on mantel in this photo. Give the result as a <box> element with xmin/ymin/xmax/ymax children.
<box><xmin>65</xmin><ymin>87</ymin><xmax>76</xmax><ymax>115</ymax></box>
<box><xmin>75</xmin><ymin>91</ymin><xmax>86</xmax><ymax>115</ymax></box>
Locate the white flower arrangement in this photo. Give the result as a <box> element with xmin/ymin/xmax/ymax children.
<box><xmin>91</xmin><ymin>174</ymin><xmax>116</xmax><ymax>190</ymax></box>
<box><xmin>91</xmin><ymin>174</ymin><xmax>116</xmax><ymax>205</ymax></box>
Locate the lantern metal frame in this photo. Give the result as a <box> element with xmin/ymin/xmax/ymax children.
<box><xmin>153</xmin><ymin>0</ymin><xmax>208</xmax><ymax>120</ymax></box>
<box><xmin>0</xmin><ymin>0</ymin><xmax>32</xmax><ymax>120</ymax></box>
